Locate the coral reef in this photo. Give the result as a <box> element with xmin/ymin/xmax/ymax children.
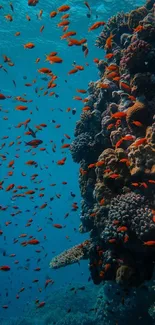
<box><xmin>50</xmin><ymin>0</ymin><xmax>155</xmax><ymax>296</ymax></box>
<box><xmin>4</xmin><ymin>282</ymin><xmax>155</xmax><ymax>325</ymax></box>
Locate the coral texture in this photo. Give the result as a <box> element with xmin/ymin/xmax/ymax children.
<box><xmin>50</xmin><ymin>0</ymin><xmax>155</xmax><ymax>289</ymax></box>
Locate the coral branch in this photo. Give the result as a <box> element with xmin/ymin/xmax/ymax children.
<box><xmin>50</xmin><ymin>240</ymin><xmax>92</xmax><ymax>269</ymax></box>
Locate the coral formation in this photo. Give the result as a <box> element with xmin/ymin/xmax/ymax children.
<box><xmin>50</xmin><ymin>0</ymin><xmax>155</xmax><ymax>293</ymax></box>
<box><xmin>50</xmin><ymin>240</ymin><xmax>92</xmax><ymax>269</ymax></box>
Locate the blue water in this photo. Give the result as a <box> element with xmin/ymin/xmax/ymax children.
<box><xmin>0</xmin><ymin>0</ymin><xmax>146</xmax><ymax>324</ymax></box>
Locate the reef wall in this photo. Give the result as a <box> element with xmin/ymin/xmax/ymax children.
<box><xmin>50</xmin><ymin>0</ymin><xmax>155</xmax><ymax>288</ymax></box>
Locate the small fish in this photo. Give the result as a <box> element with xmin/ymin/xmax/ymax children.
<box><xmin>37</xmin><ymin>301</ymin><xmax>46</xmax><ymax>308</ymax></box>
<box><xmin>25</xmin><ymin>139</ymin><xmax>43</xmax><ymax>147</ymax></box>
<box><xmin>133</xmin><ymin>138</ymin><xmax>146</xmax><ymax>147</ymax></box>
<box><xmin>112</xmin><ymin>112</ymin><xmax>126</xmax><ymax>119</ymax></box>
<box><xmin>144</xmin><ymin>241</ymin><xmax>155</xmax><ymax>246</ymax></box>
<box><xmin>24</xmin><ymin>43</ymin><xmax>35</xmax><ymax>49</ymax></box>
<box><xmin>132</xmin><ymin>121</ymin><xmax>143</xmax><ymax>127</ymax></box>
<box><xmin>105</xmin><ymin>33</ymin><xmax>115</xmax><ymax>49</ymax></box>
<box><xmin>0</xmin><ymin>265</ymin><xmax>10</xmax><ymax>271</ymax></box>
<box><xmin>53</xmin><ymin>224</ymin><xmax>63</xmax><ymax>229</ymax></box>
<box><xmin>57</xmin><ymin>5</ymin><xmax>70</xmax><ymax>12</ymax></box>
<box><xmin>117</xmin><ymin>226</ymin><xmax>128</xmax><ymax>232</ymax></box>
<box><xmin>105</xmin><ymin>53</ymin><xmax>114</xmax><ymax>59</ymax></box>
<box><xmin>89</xmin><ymin>21</ymin><xmax>105</xmax><ymax>31</ymax></box>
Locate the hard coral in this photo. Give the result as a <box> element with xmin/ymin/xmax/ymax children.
<box><xmin>103</xmin><ymin>192</ymin><xmax>155</xmax><ymax>243</ymax></box>
<box><xmin>70</xmin><ymin>132</ymin><xmax>94</xmax><ymax>163</ymax></box>
<box><xmin>130</xmin><ymin>72</ymin><xmax>155</xmax><ymax>99</ymax></box>
<box><xmin>96</xmin><ymin>12</ymin><xmax>129</xmax><ymax>49</ymax></box>
<box><xmin>50</xmin><ymin>240</ymin><xmax>92</xmax><ymax>269</ymax></box>
<box><xmin>126</xmin><ymin>101</ymin><xmax>150</xmax><ymax>130</ymax></box>
<box><xmin>128</xmin><ymin>6</ymin><xmax>148</xmax><ymax>29</ymax></box>
<box><xmin>120</xmin><ymin>39</ymin><xmax>154</xmax><ymax>74</ymax></box>
<box><xmin>116</xmin><ymin>265</ymin><xmax>135</xmax><ymax>286</ymax></box>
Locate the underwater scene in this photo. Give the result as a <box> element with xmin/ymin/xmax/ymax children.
<box><xmin>0</xmin><ymin>0</ymin><xmax>155</xmax><ymax>324</ymax></box>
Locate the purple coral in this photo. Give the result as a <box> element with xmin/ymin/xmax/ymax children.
<box><xmin>120</xmin><ymin>39</ymin><xmax>155</xmax><ymax>74</ymax></box>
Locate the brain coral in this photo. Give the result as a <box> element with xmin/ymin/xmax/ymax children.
<box><xmin>126</xmin><ymin>101</ymin><xmax>150</xmax><ymax>129</ymax></box>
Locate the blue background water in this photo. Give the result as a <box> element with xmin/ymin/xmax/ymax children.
<box><xmin>0</xmin><ymin>0</ymin><xmax>145</xmax><ymax>322</ymax></box>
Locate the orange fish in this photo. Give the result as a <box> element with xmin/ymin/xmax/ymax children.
<box><xmin>109</xmin><ymin>173</ymin><xmax>120</xmax><ymax>179</ymax></box>
<box><xmin>128</xmin><ymin>95</ymin><xmax>136</xmax><ymax>101</ymax></box>
<box><xmin>28</xmin><ymin>0</ymin><xmax>39</xmax><ymax>6</ymax></box>
<box><xmin>89</xmin><ymin>21</ymin><xmax>105</xmax><ymax>31</ymax></box>
<box><xmin>38</xmin><ymin>68</ymin><xmax>52</xmax><ymax>74</ymax></box>
<box><xmin>100</xmin><ymin>198</ymin><xmax>105</xmax><ymax>206</ymax></box>
<box><xmin>148</xmin><ymin>180</ymin><xmax>155</xmax><ymax>184</ymax></box>
<box><xmin>0</xmin><ymin>93</ymin><xmax>6</xmax><ymax>100</ymax></box>
<box><xmin>61</xmin><ymin>144</ymin><xmax>70</xmax><ymax>148</ymax></box>
<box><xmin>75</xmin><ymin>65</ymin><xmax>84</xmax><ymax>71</ymax></box>
<box><xmin>120</xmin><ymin>82</ymin><xmax>131</xmax><ymax>93</ymax></box>
<box><xmin>15</xmin><ymin>105</ymin><xmax>28</xmax><ymax>111</ymax></box>
<box><xmin>107</xmin><ymin>123</ymin><xmax>114</xmax><ymax>130</ymax></box>
<box><xmin>40</xmin><ymin>25</ymin><xmax>44</xmax><ymax>33</ymax></box>
<box><xmin>134</xmin><ymin>25</ymin><xmax>144</xmax><ymax>32</ymax></box>
<box><xmin>53</xmin><ymin>224</ymin><xmax>63</xmax><ymax>229</ymax></box>
<box><xmin>76</xmin><ymin>89</ymin><xmax>87</xmax><ymax>94</ymax></box>
<box><xmin>106</xmin><ymin>71</ymin><xmax>119</xmax><ymax>80</ymax></box>
<box><xmin>61</xmin><ymin>31</ymin><xmax>76</xmax><ymax>39</ymax></box>
<box><xmin>106</xmin><ymin>64</ymin><xmax>118</xmax><ymax>72</ymax></box>
<box><xmin>108</xmin><ymin>239</ymin><xmax>116</xmax><ymax>244</ymax></box>
<box><xmin>57</xmin><ymin>157</ymin><xmax>66</xmax><ymax>165</ymax></box>
<box><xmin>97</xmin><ymin>83</ymin><xmax>110</xmax><ymax>89</ymax></box>
<box><xmin>105</xmin><ymin>33</ymin><xmax>115</xmax><ymax>49</ymax></box>
<box><xmin>27</xmin><ymin>239</ymin><xmax>40</xmax><ymax>245</ymax></box>
<box><xmin>96</xmin><ymin>161</ymin><xmax>104</xmax><ymax>167</ymax></box>
<box><xmin>6</xmin><ymin>184</ymin><xmax>15</xmax><ymax>191</ymax></box>
<box><xmin>140</xmin><ymin>182</ymin><xmax>148</xmax><ymax>189</ymax></box>
<box><xmin>24</xmin><ymin>43</ymin><xmax>35</xmax><ymax>49</ymax></box>
<box><xmin>68</xmin><ymin>68</ymin><xmax>78</xmax><ymax>75</ymax></box>
<box><xmin>132</xmin><ymin>121</ymin><xmax>143</xmax><ymax>127</ymax></box>
<box><xmin>57</xmin><ymin>20</ymin><xmax>70</xmax><ymax>27</ymax></box>
<box><xmin>25</xmin><ymin>190</ymin><xmax>35</xmax><ymax>195</ymax></box>
<box><xmin>48</xmin><ymin>56</ymin><xmax>63</xmax><ymax>64</ymax></box>
<box><xmin>120</xmin><ymin>158</ymin><xmax>130</xmax><ymax>166</ymax></box>
<box><xmin>112</xmin><ymin>112</ymin><xmax>126</xmax><ymax>119</ymax></box>
<box><xmin>93</xmin><ymin>58</ymin><xmax>99</xmax><ymax>63</ymax></box>
<box><xmin>88</xmin><ymin>163</ymin><xmax>96</xmax><ymax>169</ymax></box>
<box><xmin>15</xmin><ymin>32</ymin><xmax>21</xmax><ymax>36</ymax></box>
<box><xmin>61</xmin><ymin>13</ymin><xmax>70</xmax><ymax>20</ymax></box>
<box><xmin>5</xmin><ymin>15</ymin><xmax>13</xmax><ymax>21</ymax></box>
<box><xmin>144</xmin><ymin>241</ymin><xmax>155</xmax><ymax>246</ymax></box>
<box><xmin>50</xmin><ymin>11</ymin><xmax>57</xmax><ymax>18</ymax></box>
<box><xmin>0</xmin><ymin>265</ymin><xmax>10</xmax><ymax>271</ymax></box>
<box><xmin>8</xmin><ymin>160</ymin><xmax>14</xmax><ymax>168</ymax></box>
<box><xmin>117</xmin><ymin>226</ymin><xmax>128</xmax><ymax>232</ymax></box>
<box><xmin>105</xmin><ymin>53</ymin><xmax>114</xmax><ymax>59</ymax></box>
<box><xmin>82</xmin><ymin>106</ymin><xmax>91</xmax><ymax>111</ymax></box>
<box><xmin>133</xmin><ymin>138</ymin><xmax>146</xmax><ymax>147</ymax></box>
<box><xmin>58</xmin><ymin>5</ymin><xmax>70</xmax><ymax>12</ymax></box>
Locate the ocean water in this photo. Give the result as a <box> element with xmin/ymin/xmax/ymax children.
<box><xmin>0</xmin><ymin>0</ymin><xmax>152</xmax><ymax>324</ymax></box>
